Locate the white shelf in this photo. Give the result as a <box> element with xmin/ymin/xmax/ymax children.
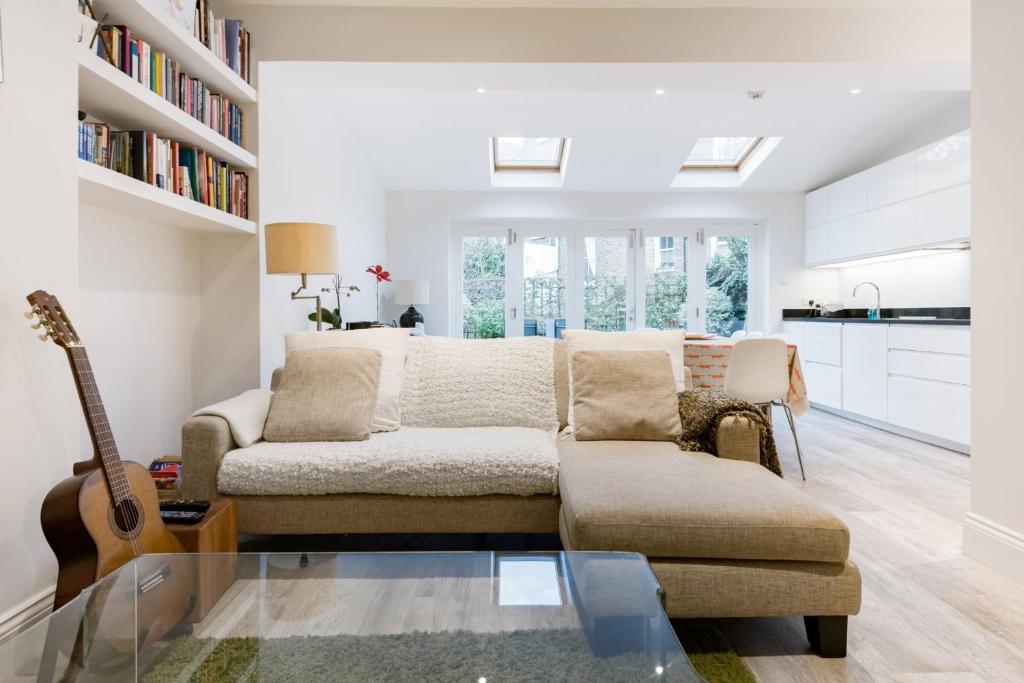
<box><xmin>90</xmin><ymin>0</ymin><xmax>256</xmax><ymax>104</ymax></box>
<box><xmin>78</xmin><ymin>159</ymin><xmax>256</xmax><ymax>235</ymax></box>
<box><xmin>78</xmin><ymin>53</ymin><xmax>256</xmax><ymax>170</ymax></box>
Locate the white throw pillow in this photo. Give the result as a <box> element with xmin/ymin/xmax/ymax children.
<box><xmin>562</xmin><ymin>329</ymin><xmax>687</xmax><ymax>431</ymax></box>
<box><xmin>400</xmin><ymin>336</ymin><xmax>559</xmax><ymax>432</ymax></box>
<box><xmin>285</xmin><ymin>327</ymin><xmax>411</xmax><ymax>432</ymax></box>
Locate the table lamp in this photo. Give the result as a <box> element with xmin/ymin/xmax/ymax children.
<box><xmin>394</xmin><ymin>280</ymin><xmax>429</xmax><ymax>328</ymax></box>
<box><xmin>265</xmin><ymin>222</ymin><xmax>338</xmax><ymax>331</ymax></box>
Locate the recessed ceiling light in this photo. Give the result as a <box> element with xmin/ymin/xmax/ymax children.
<box><xmin>476</xmin><ymin>87</ymin><xmax>487</xmax><ymax>94</ymax></box>
<box><xmin>655</xmin><ymin>88</ymin><xmax>665</xmax><ymax>95</ymax></box>
<box><xmin>850</xmin><ymin>88</ymin><xmax>862</xmax><ymax>95</ymax></box>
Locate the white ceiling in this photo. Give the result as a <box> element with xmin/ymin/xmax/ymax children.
<box><xmin>282</xmin><ymin>62</ymin><xmax>970</xmax><ymax>193</ymax></box>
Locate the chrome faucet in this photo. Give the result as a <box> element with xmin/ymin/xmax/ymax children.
<box><xmin>853</xmin><ymin>281</ymin><xmax>881</xmax><ymax>319</ymax></box>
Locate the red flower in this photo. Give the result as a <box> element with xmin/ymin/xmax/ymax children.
<box><xmin>366</xmin><ymin>264</ymin><xmax>391</xmax><ymax>282</ymax></box>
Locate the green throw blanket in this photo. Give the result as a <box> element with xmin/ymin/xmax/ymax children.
<box><xmin>676</xmin><ymin>389</ymin><xmax>783</xmax><ymax>477</ymax></box>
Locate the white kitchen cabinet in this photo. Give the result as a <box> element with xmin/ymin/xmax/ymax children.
<box><xmin>915</xmin><ymin>182</ymin><xmax>971</xmax><ymax>246</ymax></box>
<box><xmin>802</xmin><ymin>323</ymin><xmax>842</xmax><ymax>366</ymax></box>
<box><xmin>889</xmin><ymin>350</ymin><xmax>970</xmax><ymax>386</ymax></box>
<box><xmin>888</xmin><ymin>375</ymin><xmax>970</xmax><ymax>444</ymax></box>
<box><xmin>889</xmin><ymin>324</ymin><xmax>971</xmax><ymax>356</ymax></box>
<box><xmin>806</xmin><ymin>187</ymin><xmax>829</xmax><ymax>227</ymax></box>
<box><xmin>866</xmin><ymin>199</ymin><xmax>915</xmax><ymax>255</ymax></box>
<box><xmin>780</xmin><ymin>321</ymin><xmax>807</xmax><ymax>349</ymax></box>
<box><xmin>867</xmin><ymin>151</ymin><xmax>916</xmax><ymax>208</ymax></box>
<box><xmin>804</xmin><ymin>361</ymin><xmax>842</xmax><ymax>410</ymax></box>
<box><xmin>827</xmin><ymin>172</ymin><xmax>867</xmax><ymax>221</ymax></box>
<box><xmin>806</xmin><ymin>223</ymin><xmax>829</xmax><ymax>265</ymax></box>
<box><xmin>828</xmin><ymin>213</ymin><xmax>868</xmax><ymax>261</ymax></box>
<box><xmin>842</xmin><ymin>324</ymin><xmax>888</xmax><ymax>421</ymax></box>
<box><xmin>916</xmin><ymin>130</ymin><xmax>971</xmax><ymax>195</ymax></box>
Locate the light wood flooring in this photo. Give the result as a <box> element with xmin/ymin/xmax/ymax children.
<box><xmin>718</xmin><ymin>407</ymin><xmax>1024</xmax><ymax>682</ymax></box>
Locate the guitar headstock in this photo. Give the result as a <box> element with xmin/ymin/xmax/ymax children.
<box><xmin>26</xmin><ymin>290</ymin><xmax>82</xmax><ymax>348</ymax></box>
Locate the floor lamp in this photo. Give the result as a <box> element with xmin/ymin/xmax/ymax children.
<box><xmin>265</xmin><ymin>222</ymin><xmax>338</xmax><ymax>331</ymax></box>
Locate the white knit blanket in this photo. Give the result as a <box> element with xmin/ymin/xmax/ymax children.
<box><xmin>400</xmin><ymin>336</ymin><xmax>558</xmax><ymax>431</ymax></box>
<box><xmin>217</xmin><ymin>427</ymin><xmax>559</xmax><ymax>497</ymax></box>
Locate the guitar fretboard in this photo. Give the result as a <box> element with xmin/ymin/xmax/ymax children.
<box><xmin>67</xmin><ymin>346</ymin><xmax>133</xmax><ymax>504</ymax></box>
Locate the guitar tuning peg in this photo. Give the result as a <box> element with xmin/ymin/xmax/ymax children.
<box><xmin>38</xmin><ymin>332</ymin><xmax>50</xmax><ymax>341</ymax></box>
<box><xmin>30</xmin><ymin>322</ymin><xmax>42</xmax><ymax>330</ymax></box>
<box><xmin>24</xmin><ymin>310</ymin><xmax>36</xmax><ymax>319</ymax></box>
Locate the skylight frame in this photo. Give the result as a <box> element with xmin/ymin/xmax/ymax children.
<box><xmin>492</xmin><ymin>137</ymin><xmax>567</xmax><ymax>173</ymax></box>
<box><xmin>680</xmin><ymin>136</ymin><xmax>765</xmax><ymax>173</ymax></box>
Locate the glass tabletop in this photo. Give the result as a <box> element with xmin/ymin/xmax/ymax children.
<box><xmin>1</xmin><ymin>551</ymin><xmax>701</xmax><ymax>682</ymax></box>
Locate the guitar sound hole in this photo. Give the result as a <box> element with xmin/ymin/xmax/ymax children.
<box><xmin>108</xmin><ymin>496</ymin><xmax>144</xmax><ymax>539</ymax></box>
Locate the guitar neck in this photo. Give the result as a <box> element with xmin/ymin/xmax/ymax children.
<box><xmin>66</xmin><ymin>346</ymin><xmax>133</xmax><ymax>502</ymax></box>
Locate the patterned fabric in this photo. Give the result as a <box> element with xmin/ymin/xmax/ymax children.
<box><xmin>676</xmin><ymin>389</ymin><xmax>782</xmax><ymax>477</ymax></box>
<box><xmin>685</xmin><ymin>340</ymin><xmax>809</xmax><ymax>416</ymax></box>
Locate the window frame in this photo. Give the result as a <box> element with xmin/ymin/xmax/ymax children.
<box><xmin>680</xmin><ymin>136</ymin><xmax>765</xmax><ymax>173</ymax></box>
<box><xmin>492</xmin><ymin>137</ymin><xmax>567</xmax><ymax>173</ymax></box>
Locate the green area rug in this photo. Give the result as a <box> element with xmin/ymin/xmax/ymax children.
<box><xmin>144</xmin><ymin>625</ymin><xmax>755</xmax><ymax>683</ymax></box>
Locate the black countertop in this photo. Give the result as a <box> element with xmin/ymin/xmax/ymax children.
<box><xmin>782</xmin><ymin>307</ymin><xmax>970</xmax><ymax>326</ymax></box>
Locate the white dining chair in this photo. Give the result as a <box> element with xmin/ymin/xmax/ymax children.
<box><xmin>730</xmin><ymin>330</ymin><xmax>746</xmax><ymax>340</ymax></box>
<box><xmin>723</xmin><ymin>338</ymin><xmax>806</xmax><ymax>480</ymax></box>
<box><xmin>770</xmin><ymin>333</ymin><xmax>789</xmax><ymax>342</ymax></box>
<box><xmin>745</xmin><ymin>331</ymin><xmax>764</xmax><ymax>338</ymax></box>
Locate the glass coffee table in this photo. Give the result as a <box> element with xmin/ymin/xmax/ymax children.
<box><xmin>2</xmin><ymin>552</ymin><xmax>702</xmax><ymax>682</ymax></box>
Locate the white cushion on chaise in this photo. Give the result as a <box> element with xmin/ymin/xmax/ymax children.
<box><xmin>217</xmin><ymin>427</ymin><xmax>559</xmax><ymax>497</ymax></box>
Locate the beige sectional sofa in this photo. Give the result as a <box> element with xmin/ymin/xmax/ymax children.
<box><xmin>182</xmin><ymin>338</ymin><xmax>860</xmax><ymax>657</ymax></box>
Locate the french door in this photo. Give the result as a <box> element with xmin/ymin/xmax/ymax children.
<box><xmin>453</xmin><ymin>225</ymin><xmax>753</xmax><ymax>337</ymax></box>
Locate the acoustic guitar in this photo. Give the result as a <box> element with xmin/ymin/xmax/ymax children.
<box><xmin>28</xmin><ymin>290</ymin><xmax>193</xmax><ymax>648</ymax></box>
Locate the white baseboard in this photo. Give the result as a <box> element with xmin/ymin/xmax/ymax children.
<box><xmin>964</xmin><ymin>513</ymin><xmax>1024</xmax><ymax>584</ymax></box>
<box><xmin>0</xmin><ymin>587</ymin><xmax>54</xmax><ymax>644</ymax></box>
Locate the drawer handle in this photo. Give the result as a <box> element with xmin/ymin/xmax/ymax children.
<box><xmin>888</xmin><ymin>373</ymin><xmax>970</xmax><ymax>388</ymax></box>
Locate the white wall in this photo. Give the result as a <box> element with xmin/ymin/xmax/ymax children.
<box><xmin>386</xmin><ymin>191</ymin><xmax>836</xmax><ymax>336</ymax></box>
<box><xmin>258</xmin><ymin>71</ymin><xmax>387</xmax><ymax>385</ymax></box>
<box><xmin>964</xmin><ymin>0</ymin><xmax>1024</xmax><ymax>583</ymax></box>
<box><xmin>0</xmin><ymin>0</ymin><xmax>80</xmax><ymax>630</ymax></box>
<box><xmin>836</xmin><ymin>251</ymin><xmax>971</xmax><ymax>310</ymax></box>
<box><xmin>78</xmin><ymin>206</ymin><xmax>202</xmax><ymax>464</ymax></box>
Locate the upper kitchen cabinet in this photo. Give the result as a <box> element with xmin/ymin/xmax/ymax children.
<box><xmin>806</xmin><ymin>187</ymin><xmax>829</xmax><ymax>227</ymax></box>
<box><xmin>805</xmin><ymin>128</ymin><xmax>971</xmax><ymax>267</ymax></box>
<box><xmin>867</xmin><ymin>152</ymin><xmax>916</xmax><ymax>208</ymax></box>
<box><xmin>916</xmin><ymin>130</ymin><xmax>971</xmax><ymax>195</ymax></box>
<box><xmin>827</xmin><ymin>172</ymin><xmax>867</xmax><ymax>220</ymax></box>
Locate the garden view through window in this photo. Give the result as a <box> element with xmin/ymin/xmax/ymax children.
<box><xmin>458</xmin><ymin>228</ymin><xmax>749</xmax><ymax>338</ymax></box>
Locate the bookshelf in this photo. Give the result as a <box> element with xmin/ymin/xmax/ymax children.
<box><xmin>78</xmin><ymin>53</ymin><xmax>256</xmax><ymax>170</ymax></box>
<box><xmin>78</xmin><ymin>159</ymin><xmax>256</xmax><ymax>234</ymax></box>
<box><xmin>77</xmin><ymin>0</ymin><xmax>257</xmax><ymax>234</ymax></box>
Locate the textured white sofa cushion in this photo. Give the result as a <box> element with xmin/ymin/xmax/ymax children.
<box><xmin>217</xmin><ymin>427</ymin><xmax>559</xmax><ymax>497</ymax></box>
<box><xmin>400</xmin><ymin>336</ymin><xmax>558</xmax><ymax>431</ymax></box>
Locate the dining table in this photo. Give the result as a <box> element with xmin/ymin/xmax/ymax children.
<box><xmin>684</xmin><ymin>337</ymin><xmax>810</xmax><ymax>416</ymax></box>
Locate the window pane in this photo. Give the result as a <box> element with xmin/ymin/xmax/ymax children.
<box><xmin>644</xmin><ymin>235</ymin><xmax>688</xmax><ymax>330</ymax></box>
<box><xmin>705</xmin><ymin>235</ymin><xmax>749</xmax><ymax>336</ymax></box>
<box><xmin>494</xmin><ymin>137</ymin><xmax>563</xmax><ymax>168</ymax></box>
<box><xmin>583</xmin><ymin>236</ymin><xmax>627</xmax><ymax>331</ymax></box>
<box><xmin>462</xmin><ymin>235</ymin><xmax>506</xmax><ymax>338</ymax></box>
<box><xmin>683</xmin><ymin>137</ymin><xmax>760</xmax><ymax>167</ymax></box>
<box><xmin>522</xmin><ymin>236</ymin><xmax>567</xmax><ymax>338</ymax></box>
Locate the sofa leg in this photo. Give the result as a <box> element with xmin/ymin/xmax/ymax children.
<box><xmin>804</xmin><ymin>616</ymin><xmax>848</xmax><ymax>658</ymax></box>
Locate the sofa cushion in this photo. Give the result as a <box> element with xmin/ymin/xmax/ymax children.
<box><xmin>557</xmin><ymin>435</ymin><xmax>850</xmax><ymax>563</ymax></box>
<box><xmin>218</xmin><ymin>427</ymin><xmax>559</xmax><ymax>497</ymax></box>
<box><xmin>570</xmin><ymin>350</ymin><xmax>682</xmax><ymax>441</ymax></box>
<box><xmin>264</xmin><ymin>348</ymin><xmax>381</xmax><ymax>443</ymax></box>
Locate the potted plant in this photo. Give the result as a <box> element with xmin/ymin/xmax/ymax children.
<box><xmin>366</xmin><ymin>264</ymin><xmax>391</xmax><ymax>322</ymax></box>
<box><xmin>308</xmin><ymin>274</ymin><xmax>360</xmax><ymax>330</ymax></box>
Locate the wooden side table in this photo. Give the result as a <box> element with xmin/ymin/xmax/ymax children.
<box><xmin>167</xmin><ymin>499</ymin><xmax>238</xmax><ymax>622</ymax></box>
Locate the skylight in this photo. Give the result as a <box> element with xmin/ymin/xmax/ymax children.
<box><xmin>681</xmin><ymin>137</ymin><xmax>764</xmax><ymax>171</ymax></box>
<box><xmin>492</xmin><ymin>137</ymin><xmax>566</xmax><ymax>172</ymax></box>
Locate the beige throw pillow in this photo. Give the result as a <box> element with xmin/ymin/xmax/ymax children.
<box><xmin>563</xmin><ymin>329</ymin><xmax>687</xmax><ymax>431</ymax></box>
<box><xmin>264</xmin><ymin>348</ymin><xmax>382</xmax><ymax>442</ymax></box>
<box><xmin>571</xmin><ymin>350</ymin><xmax>682</xmax><ymax>441</ymax></box>
<box><xmin>286</xmin><ymin>327</ymin><xmax>411</xmax><ymax>432</ymax></box>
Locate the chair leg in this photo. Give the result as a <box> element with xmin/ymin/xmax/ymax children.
<box><xmin>780</xmin><ymin>401</ymin><xmax>807</xmax><ymax>481</ymax></box>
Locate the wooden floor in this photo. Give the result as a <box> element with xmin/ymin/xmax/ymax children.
<box><xmin>719</xmin><ymin>407</ymin><xmax>1024</xmax><ymax>682</ymax></box>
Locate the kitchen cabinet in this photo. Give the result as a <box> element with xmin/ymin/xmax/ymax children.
<box><xmin>888</xmin><ymin>376</ymin><xmax>970</xmax><ymax>444</ymax></box>
<box><xmin>780</xmin><ymin>321</ymin><xmax>807</xmax><ymax>349</ymax></box>
<box><xmin>802</xmin><ymin>323</ymin><xmax>842</xmax><ymax>365</ymax></box>
<box><xmin>828</xmin><ymin>213</ymin><xmax>868</xmax><ymax>261</ymax></box>
<box><xmin>889</xmin><ymin>324</ymin><xmax>970</xmax><ymax>355</ymax></box>
<box><xmin>842</xmin><ymin>324</ymin><xmax>888</xmax><ymax>421</ymax></box>
<box><xmin>867</xmin><ymin>152</ymin><xmax>916</xmax><ymax>208</ymax></box>
<box><xmin>827</xmin><ymin>172</ymin><xmax>867</xmax><ymax>221</ymax></box>
<box><xmin>916</xmin><ymin>131</ymin><xmax>971</xmax><ymax>195</ymax></box>
<box><xmin>806</xmin><ymin>187</ymin><xmax>829</xmax><ymax>227</ymax></box>
<box><xmin>804</xmin><ymin>361</ymin><xmax>843</xmax><ymax>410</ymax></box>
<box><xmin>867</xmin><ymin>199</ymin><xmax>915</xmax><ymax>254</ymax></box>
<box><xmin>915</xmin><ymin>182</ymin><xmax>971</xmax><ymax>246</ymax></box>
<box><xmin>806</xmin><ymin>223</ymin><xmax>829</xmax><ymax>264</ymax></box>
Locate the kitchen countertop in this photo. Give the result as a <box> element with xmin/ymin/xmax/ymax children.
<box><xmin>782</xmin><ymin>307</ymin><xmax>970</xmax><ymax>326</ymax></box>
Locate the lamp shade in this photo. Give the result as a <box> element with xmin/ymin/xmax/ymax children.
<box><xmin>265</xmin><ymin>222</ymin><xmax>338</xmax><ymax>274</ymax></box>
<box><xmin>393</xmin><ymin>280</ymin><xmax>429</xmax><ymax>305</ymax></box>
